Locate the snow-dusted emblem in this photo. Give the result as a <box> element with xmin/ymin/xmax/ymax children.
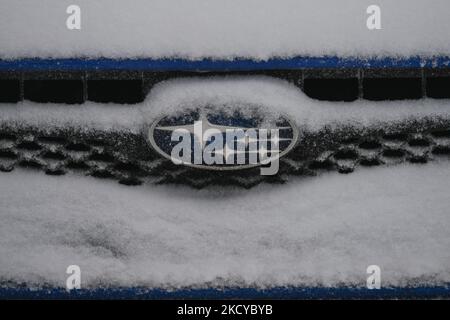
<box><xmin>147</xmin><ymin>110</ymin><xmax>298</xmax><ymax>174</ymax></box>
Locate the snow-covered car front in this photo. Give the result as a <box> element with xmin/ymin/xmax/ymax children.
<box><xmin>0</xmin><ymin>0</ymin><xmax>450</xmax><ymax>299</ymax></box>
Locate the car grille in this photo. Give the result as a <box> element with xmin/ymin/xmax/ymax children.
<box><xmin>1</xmin><ymin>59</ymin><xmax>449</xmax><ymax>188</ymax></box>
<box><xmin>1</xmin><ymin>119</ymin><xmax>449</xmax><ymax>188</ymax></box>
<box><xmin>0</xmin><ymin>65</ymin><xmax>450</xmax><ymax>104</ymax></box>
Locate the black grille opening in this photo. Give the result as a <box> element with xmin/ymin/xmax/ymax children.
<box><xmin>0</xmin><ymin>149</ymin><xmax>18</xmax><ymax>159</ymax></box>
<box><xmin>304</xmin><ymin>78</ymin><xmax>358</xmax><ymax>101</ymax></box>
<box><xmin>360</xmin><ymin>157</ymin><xmax>382</xmax><ymax>166</ymax></box>
<box><xmin>408</xmin><ymin>137</ymin><xmax>430</xmax><ymax>147</ymax></box>
<box><xmin>38</xmin><ymin>136</ymin><xmax>68</xmax><ymax>144</ymax></box>
<box><xmin>359</xmin><ymin>140</ymin><xmax>382</xmax><ymax>149</ymax></box>
<box><xmin>0</xmin><ymin>132</ymin><xmax>16</xmax><ymax>140</ymax></box>
<box><xmin>426</xmin><ymin>77</ymin><xmax>450</xmax><ymax>99</ymax></box>
<box><xmin>16</xmin><ymin>141</ymin><xmax>42</xmax><ymax>151</ymax></box>
<box><xmin>409</xmin><ymin>155</ymin><xmax>428</xmax><ymax>164</ymax></box>
<box><xmin>119</xmin><ymin>177</ymin><xmax>143</xmax><ymax>186</ymax></box>
<box><xmin>41</xmin><ymin>150</ymin><xmax>67</xmax><ymax>160</ymax></box>
<box><xmin>432</xmin><ymin>145</ymin><xmax>450</xmax><ymax>155</ymax></box>
<box><xmin>334</xmin><ymin>148</ymin><xmax>359</xmax><ymax>160</ymax></box>
<box><xmin>66</xmin><ymin>142</ymin><xmax>90</xmax><ymax>152</ymax></box>
<box><xmin>363</xmin><ymin>78</ymin><xmax>422</xmax><ymax>100</ymax></box>
<box><xmin>431</xmin><ymin>130</ymin><xmax>450</xmax><ymax>138</ymax></box>
<box><xmin>18</xmin><ymin>159</ymin><xmax>43</xmax><ymax>169</ymax></box>
<box><xmin>90</xmin><ymin>168</ymin><xmax>115</xmax><ymax>179</ymax></box>
<box><xmin>308</xmin><ymin>159</ymin><xmax>335</xmax><ymax>170</ymax></box>
<box><xmin>24</xmin><ymin>80</ymin><xmax>84</xmax><ymax>104</ymax></box>
<box><xmin>67</xmin><ymin>160</ymin><xmax>90</xmax><ymax>170</ymax></box>
<box><xmin>88</xmin><ymin>151</ymin><xmax>115</xmax><ymax>162</ymax></box>
<box><xmin>0</xmin><ymin>79</ymin><xmax>21</xmax><ymax>103</ymax></box>
<box><xmin>382</xmin><ymin>149</ymin><xmax>406</xmax><ymax>158</ymax></box>
<box><xmin>87</xmin><ymin>80</ymin><xmax>143</xmax><ymax>104</ymax></box>
<box><xmin>383</xmin><ymin>132</ymin><xmax>408</xmax><ymax>141</ymax></box>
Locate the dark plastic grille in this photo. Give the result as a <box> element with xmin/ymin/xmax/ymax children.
<box><xmin>87</xmin><ymin>80</ymin><xmax>144</xmax><ymax>104</ymax></box>
<box><xmin>426</xmin><ymin>77</ymin><xmax>450</xmax><ymax>99</ymax></box>
<box><xmin>24</xmin><ymin>80</ymin><xmax>84</xmax><ymax>104</ymax></box>
<box><xmin>0</xmin><ymin>79</ymin><xmax>21</xmax><ymax>103</ymax></box>
<box><xmin>304</xmin><ymin>78</ymin><xmax>359</xmax><ymax>101</ymax></box>
<box><xmin>1</xmin><ymin>69</ymin><xmax>450</xmax><ymax>103</ymax></box>
<box><xmin>363</xmin><ymin>78</ymin><xmax>422</xmax><ymax>100</ymax></box>
<box><xmin>0</xmin><ymin>121</ymin><xmax>449</xmax><ymax>188</ymax></box>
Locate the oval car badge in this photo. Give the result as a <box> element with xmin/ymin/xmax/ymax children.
<box><xmin>147</xmin><ymin>110</ymin><xmax>299</xmax><ymax>171</ymax></box>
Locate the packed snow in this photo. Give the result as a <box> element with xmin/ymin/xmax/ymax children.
<box><xmin>1</xmin><ymin>77</ymin><xmax>450</xmax><ymax>133</ymax></box>
<box><xmin>0</xmin><ymin>101</ymin><xmax>143</xmax><ymax>133</ymax></box>
<box><xmin>0</xmin><ymin>162</ymin><xmax>449</xmax><ymax>288</ymax></box>
<box><xmin>145</xmin><ymin>77</ymin><xmax>450</xmax><ymax>131</ymax></box>
<box><xmin>1</xmin><ymin>0</ymin><xmax>450</xmax><ymax>292</ymax></box>
<box><xmin>1</xmin><ymin>0</ymin><xmax>450</xmax><ymax>60</ymax></box>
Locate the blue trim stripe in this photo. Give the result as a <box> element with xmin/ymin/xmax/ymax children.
<box><xmin>0</xmin><ymin>56</ymin><xmax>449</xmax><ymax>72</ymax></box>
<box><xmin>1</xmin><ymin>286</ymin><xmax>450</xmax><ymax>300</ymax></box>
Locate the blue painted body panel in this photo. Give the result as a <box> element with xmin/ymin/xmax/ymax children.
<box><xmin>1</xmin><ymin>286</ymin><xmax>449</xmax><ymax>299</ymax></box>
<box><xmin>0</xmin><ymin>56</ymin><xmax>449</xmax><ymax>72</ymax></box>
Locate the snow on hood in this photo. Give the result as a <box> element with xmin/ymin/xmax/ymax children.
<box><xmin>1</xmin><ymin>0</ymin><xmax>450</xmax><ymax>60</ymax></box>
<box><xmin>1</xmin><ymin>162</ymin><xmax>449</xmax><ymax>288</ymax></box>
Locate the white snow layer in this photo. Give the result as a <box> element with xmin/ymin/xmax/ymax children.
<box><xmin>0</xmin><ymin>163</ymin><xmax>450</xmax><ymax>288</ymax></box>
<box><xmin>1</xmin><ymin>0</ymin><xmax>450</xmax><ymax>60</ymax></box>
<box><xmin>1</xmin><ymin>77</ymin><xmax>450</xmax><ymax>133</ymax></box>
